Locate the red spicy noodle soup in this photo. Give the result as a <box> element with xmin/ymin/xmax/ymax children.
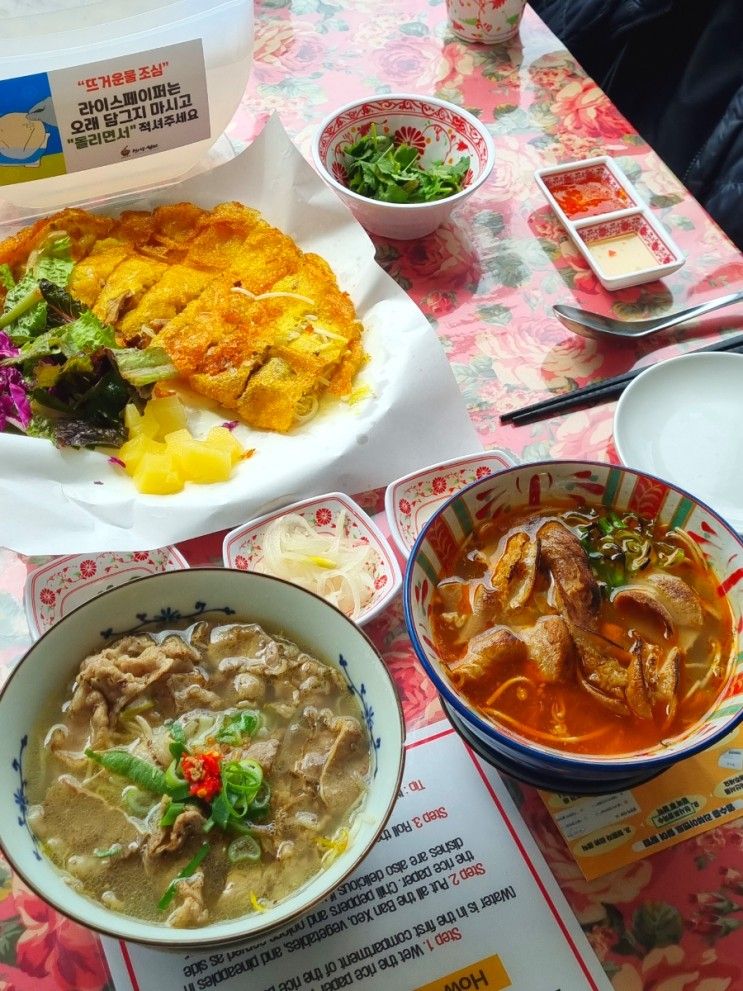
<box><xmin>430</xmin><ymin>505</ymin><xmax>734</xmax><ymax>755</ymax></box>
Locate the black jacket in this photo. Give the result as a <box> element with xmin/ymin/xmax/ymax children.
<box><xmin>529</xmin><ymin>0</ymin><xmax>743</xmax><ymax>250</ymax></box>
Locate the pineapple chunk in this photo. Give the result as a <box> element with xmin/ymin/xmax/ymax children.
<box><xmin>124</xmin><ymin>403</ymin><xmax>143</xmax><ymax>434</ymax></box>
<box><xmin>118</xmin><ymin>435</ymin><xmax>167</xmax><ymax>476</ymax></box>
<box><xmin>133</xmin><ymin>452</ymin><xmax>184</xmax><ymax>494</ymax></box>
<box><xmin>127</xmin><ymin>412</ymin><xmax>159</xmax><ymax>439</ymax></box>
<box><xmin>143</xmin><ymin>395</ymin><xmax>188</xmax><ymax>438</ymax></box>
<box><xmin>164</xmin><ymin>428</ymin><xmax>193</xmax><ymax>447</ymax></box>
<box><xmin>205</xmin><ymin>426</ymin><xmax>244</xmax><ymax>465</ymax></box>
<box><xmin>169</xmin><ymin>438</ymin><xmax>232</xmax><ymax>483</ymax></box>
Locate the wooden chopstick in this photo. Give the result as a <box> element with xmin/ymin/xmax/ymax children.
<box><xmin>500</xmin><ymin>333</ymin><xmax>743</xmax><ymax>426</ymax></box>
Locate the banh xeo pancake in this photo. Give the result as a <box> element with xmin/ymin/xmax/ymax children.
<box><xmin>0</xmin><ymin>202</ymin><xmax>366</xmax><ymax>434</ymax></box>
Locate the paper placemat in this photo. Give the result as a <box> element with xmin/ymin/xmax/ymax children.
<box><xmin>103</xmin><ymin>723</ymin><xmax>612</xmax><ymax>991</ymax></box>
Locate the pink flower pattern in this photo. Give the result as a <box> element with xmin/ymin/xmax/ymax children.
<box><xmin>78</xmin><ymin>561</ymin><xmax>96</xmax><ymax>579</ymax></box>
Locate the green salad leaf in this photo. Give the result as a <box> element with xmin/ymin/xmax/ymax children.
<box><xmin>0</xmin><ymin>268</ymin><xmax>176</xmax><ymax>448</ymax></box>
<box><xmin>0</xmin><ymin>234</ymin><xmax>74</xmax><ymax>343</ymax></box>
<box><xmin>341</xmin><ymin>124</ymin><xmax>470</xmax><ymax>204</ymax></box>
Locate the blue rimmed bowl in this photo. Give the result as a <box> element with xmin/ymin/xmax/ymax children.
<box><xmin>404</xmin><ymin>460</ymin><xmax>743</xmax><ymax>794</ymax></box>
<box><xmin>0</xmin><ymin>569</ymin><xmax>404</xmax><ymax>947</ymax></box>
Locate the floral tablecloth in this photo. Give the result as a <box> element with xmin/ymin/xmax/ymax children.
<box><xmin>2</xmin><ymin>2</ymin><xmax>743</xmax><ymax>989</ymax></box>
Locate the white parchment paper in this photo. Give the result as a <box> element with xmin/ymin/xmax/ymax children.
<box><xmin>0</xmin><ymin>116</ymin><xmax>479</xmax><ymax>555</ymax></box>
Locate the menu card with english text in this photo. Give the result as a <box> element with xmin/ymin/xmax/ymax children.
<box><xmin>103</xmin><ymin>723</ymin><xmax>612</xmax><ymax>991</ymax></box>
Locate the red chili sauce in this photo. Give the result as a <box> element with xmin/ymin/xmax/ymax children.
<box><xmin>549</xmin><ymin>179</ymin><xmax>632</xmax><ymax>219</ymax></box>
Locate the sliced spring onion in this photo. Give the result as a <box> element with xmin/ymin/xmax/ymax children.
<box><xmin>157</xmin><ymin>842</ymin><xmax>210</xmax><ymax>912</ymax></box>
<box><xmin>168</xmin><ymin>721</ymin><xmax>188</xmax><ymax>761</ymax></box>
<box><xmin>259</xmin><ymin>510</ymin><xmax>376</xmax><ymax>619</ymax></box>
<box><xmin>184</xmin><ymin>713</ymin><xmax>220</xmax><ymax>747</ymax></box>
<box><xmin>227</xmin><ymin>835</ymin><xmax>261</xmax><ymax>864</ymax></box>
<box><xmin>159</xmin><ymin>801</ymin><xmax>187</xmax><ymax>828</ymax></box>
<box><xmin>221</xmin><ymin>759</ymin><xmax>263</xmax><ymax>816</ymax></box>
<box><xmin>120</xmin><ymin>699</ymin><xmax>155</xmax><ymax>722</ymax></box>
<box><xmin>215</xmin><ymin>710</ymin><xmax>260</xmax><ymax>745</ymax></box>
<box><xmin>249</xmin><ymin>781</ymin><xmax>271</xmax><ymax>817</ymax></box>
<box><xmin>94</xmin><ymin>843</ymin><xmax>123</xmax><ymax>858</ymax></box>
<box><xmin>164</xmin><ymin>759</ymin><xmax>190</xmax><ymax>799</ymax></box>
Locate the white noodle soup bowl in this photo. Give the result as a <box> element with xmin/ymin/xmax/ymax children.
<box><xmin>404</xmin><ymin>460</ymin><xmax>743</xmax><ymax>795</ymax></box>
<box><xmin>311</xmin><ymin>93</ymin><xmax>495</xmax><ymax>239</ymax></box>
<box><xmin>0</xmin><ymin>569</ymin><xmax>404</xmax><ymax>947</ymax></box>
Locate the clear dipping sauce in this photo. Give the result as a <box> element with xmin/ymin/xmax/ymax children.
<box><xmin>586</xmin><ymin>232</ymin><xmax>659</xmax><ymax>275</ymax></box>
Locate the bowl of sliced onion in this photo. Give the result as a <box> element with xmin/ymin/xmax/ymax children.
<box><xmin>222</xmin><ymin>492</ymin><xmax>402</xmax><ymax>625</ymax></box>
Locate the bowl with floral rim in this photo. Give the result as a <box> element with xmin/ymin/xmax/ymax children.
<box><xmin>404</xmin><ymin>460</ymin><xmax>743</xmax><ymax>793</ymax></box>
<box><xmin>385</xmin><ymin>449</ymin><xmax>516</xmax><ymax>560</ymax></box>
<box><xmin>311</xmin><ymin>93</ymin><xmax>495</xmax><ymax>240</ymax></box>
<box><xmin>222</xmin><ymin>492</ymin><xmax>402</xmax><ymax>625</ymax></box>
<box><xmin>0</xmin><ymin>568</ymin><xmax>404</xmax><ymax>946</ymax></box>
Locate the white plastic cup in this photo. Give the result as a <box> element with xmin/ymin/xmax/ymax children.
<box><xmin>446</xmin><ymin>0</ymin><xmax>527</xmax><ymax>44</ymax></box>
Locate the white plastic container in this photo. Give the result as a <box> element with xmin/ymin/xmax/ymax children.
<box><xmin>0</xmin><ymin>0</ymin><xmax>253</xmax><ymax>218</ymax></box>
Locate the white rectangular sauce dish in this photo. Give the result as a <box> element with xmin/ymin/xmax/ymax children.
<box><xmin>534</xmin><ymin>156</ymin><xmax>685</xmax><ymax>291</ymax></box>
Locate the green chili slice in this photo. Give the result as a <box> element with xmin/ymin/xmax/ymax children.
<box><xmin>157</xmin><ymin>842</ymin><xmax>210</xmax><ymax>912</ymax></box>
<box><xmin>227</xmin><ymin>835</ymin><xmax>261</xmax><ymax>864</ymax></box>
<box><xmin>86</xmin><ymin>748</ymin><xmax>169</xmax><ymax>795</ymax></box>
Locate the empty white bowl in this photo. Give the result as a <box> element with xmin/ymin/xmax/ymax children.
<box><xmin>385</xmin><ymin>449</ymin><xmax>516</xmax><ymax>559</ymax></box>
<box><xmin>223</xmin><ymin>492</ymin><xmax>402</xmax><ymax>625</ymax></box>
<box><xmin>24</xmin><ymin>547</ymin><xmax>189</xmax><ymax>640</ymax></box>
<box><xmin>312</xmin><ymin>93</ymin><xmax>495</xmax><ymax>239</ymax></box>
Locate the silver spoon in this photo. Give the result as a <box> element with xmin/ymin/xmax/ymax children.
<box><xmin>554</xmin><ymin>289</ymin><xmax>743</xmax><ymax>340</ymax></box>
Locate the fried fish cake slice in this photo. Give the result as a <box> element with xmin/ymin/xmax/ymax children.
<box><xmin>92</xmin><ymin>255</ymin><xmax>168</xmax><ymax>327</ymax></box>
<box><xmin>186</xmin><ymin>202</ymin><xmax>303</xmax><ymax>290</ymax></box>
<box><xmin>114</xmin><ymin>203</ymin><xmax>207</xmax><ymax>262</ymax></box>
<box><xmin>153</xmin><ymin>277</ymin><xmax>261</xmax><ymax>378</ymax></box>
<box><xmin>68</xmin><ymin>240</ymin><xmax>133</xmax><ymax>307</ymax></box>
<box><xmin>237</xmin><ymin>356</ymin><xmax>314</xmax><ymax>432</ymax></box>
<box><xmin>156</xmin><ymin>249</ymin><xmax>364</xmax><ymax>431</ymax></box>
<box><xmin>117</xmin><ymin>264</ymin><xmax>216</xmax><ymax>345</ymax></box>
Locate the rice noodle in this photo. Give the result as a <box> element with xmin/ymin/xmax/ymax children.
<box><xmin>485</xmin><ymin>676</ymin><xmax>534</xmax><ymax>707</ymax></box>
<box><xmin>260</xmin><ymin>511</ymin><xmax>376</xmax><ymax>619</ymax></box>
<box><xmin>311</xmin><ymin>325</ymin><xmax>347</xmax><ymax>342</ymax></box>
<box><xmin>231</xmin><ymin>286</ymin><xmax>316</xmax><ymax>306</ymax></box>
<box><xmin>295</xmin><ymin>395</ymin><xmax>319</xmax><ymax>423</ymax></box>
<box><xmin>482</xmin><ymin>707</ymin><xmax>612</xmax><ymax>745</ymax></box>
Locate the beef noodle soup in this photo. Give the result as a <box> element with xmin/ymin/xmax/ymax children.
<box><xmin>26</xmin><ymin>620</ymin><xmax>371</xmax><ymax>927</ymax></box>
<box><xmin>430</xmin><ymin>505</ymin><xmax>734</xmax><ymax>755</ymax></box>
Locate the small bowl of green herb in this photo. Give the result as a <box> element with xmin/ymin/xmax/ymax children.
<box><xmin>312</xmin><ymin>94</ymin><xmax>495</xmax><ymax>239</ymax></box>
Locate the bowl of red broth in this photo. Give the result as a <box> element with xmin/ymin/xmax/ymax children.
<box><xmin>404</xmin><ymin>461</ymin><xmax>743</xmax><ymax>794</ymax></box>
<box><xmin>0</xmin><ymin>569</ymin><xmax>404</xmax><ymax>946</ymax></box>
